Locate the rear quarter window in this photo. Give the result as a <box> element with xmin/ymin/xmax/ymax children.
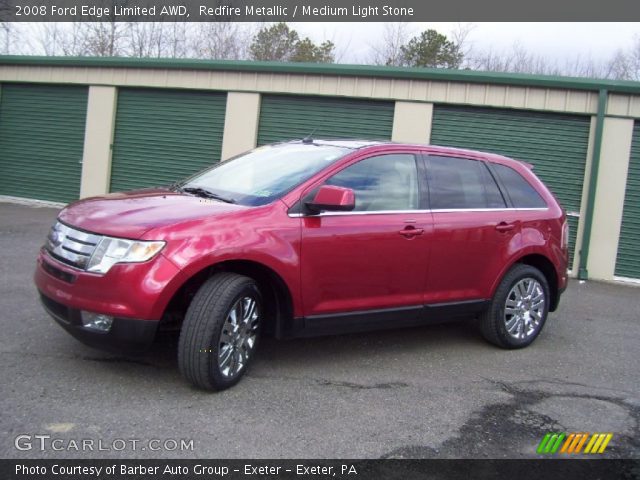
<box><xmin>491</xmin><ymin>163</ymin><xmax>548</xmax><ymax>208</ymax></box>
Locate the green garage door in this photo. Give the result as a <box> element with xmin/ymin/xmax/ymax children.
<box><xmin>0</xmin><ymin>84</ymin><xmax>88</xmax><ymax>203</ymax></box>
<box><xmin>110</xmin><ymin>88</ymin><xmax>226</xmax><ymax>192</ymax></box>
<box><xmin>431</xmin><ymin>106</ymin><xmax>591</xmax><ymax>265</ymax></box>
<box><xmin>615</xmin><ymin>121</ymin><xmax>640</xmax><ymax>279</ymax></box>
<box><xmin>257</xmin><ymin>95</ymin><xmax>394</xmax><ymax>145</ymax></box>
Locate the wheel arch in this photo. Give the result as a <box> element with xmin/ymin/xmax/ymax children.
<box><xmin>162</xmin><ymin>259</ymin><xmax>295</xmax><ymax>338</ymax></box>
<box><xmin>494</xmin><ymin>253</ymin><xmax>560</xmax><ymax>312</ymax></box>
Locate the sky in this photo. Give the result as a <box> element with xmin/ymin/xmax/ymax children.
<box><xmin>4</xmin><ymin>21</ymin><xmax>639</xmax><ymax>69</ymax></box>
<box><xmin>291</xmin><ymin>22</ymin><xmax>640</xmax><ymax>64</ymax></box>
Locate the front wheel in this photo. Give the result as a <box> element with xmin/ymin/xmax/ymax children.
<box><xmin>480</xmin><ymin>264</ymin><xmax>550</xmax><ymax>349</ymax></box>
<box><xmin>178</xmin><ymin>273</ymin><xmax>262</xmax><ymax>391</ymax></box>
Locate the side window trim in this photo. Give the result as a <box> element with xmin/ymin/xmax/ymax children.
<box><xmin>417</xmin><ymin>152</ymin><xmax>431</xmax><ymax>210</ymax></box>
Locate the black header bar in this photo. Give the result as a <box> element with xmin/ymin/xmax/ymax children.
<box><xmin>2</xmin><ymin>459</ymin><xmax>639</xmax><ymax>480</ymax></box>
<box><xmin>1</xmin><ymin>0</ymin><xmax>639</xmax><ymax>21</ymax></box>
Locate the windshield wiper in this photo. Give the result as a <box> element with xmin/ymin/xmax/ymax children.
<box><xmin>180</xmin><ymin>186</ymin><xmax>236</xmax><ymax>204</ymax></box>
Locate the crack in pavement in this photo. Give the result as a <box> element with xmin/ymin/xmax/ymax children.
<box><xmin>316</xmin><ymin>380</ymin><xmax>409</xmax><ymax>390</ymax></box>
<box><xmin>382</xmin><ymin>379</ymin><xmax>640</xmax><ymax>459</ymax></box>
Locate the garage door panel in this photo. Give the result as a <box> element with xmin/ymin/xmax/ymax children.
<box><xmin>615</xmin><ymin>122</ymin><xmax>640</xmax><ymax>279</ymax></box>
<box><xmin>257</xmin><ymin>95</ymin><xmax>394</xmax><ymax>145</ymax></box>
<box><xmin>431</xmin><ymin>105</ymin><xmax>590</xmax><ymax>265</ymax></box>
<box><xmin>0</xmin><ymin>84</ymin><xmax>87</xmax><ymax>203</ymax></box>
<box><xmin>110</xmin><ymin>88</ymin><xmax>226</xmax><ymax>193</ymax></box>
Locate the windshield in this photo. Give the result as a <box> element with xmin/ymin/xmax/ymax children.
<box><xmin>178</xmin><ymin>143</ymin><xmax>352</xmax><ymax>206</ymax></box>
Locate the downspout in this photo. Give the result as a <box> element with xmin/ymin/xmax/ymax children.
<box><xmin>577</xmin><ymin>88</ymin><xmax>608</xmax><ymax>280</ymax></box>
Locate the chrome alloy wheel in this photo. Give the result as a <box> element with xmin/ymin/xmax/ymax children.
<box><xmin>218</xmin><ymin>296</ymin><xmax>259</xmax><ymax>378</ymax></box>
<box><xmin>504</xmin><ymin>278</ymin><xmax>545</xmax><ymax>340</ymax></box>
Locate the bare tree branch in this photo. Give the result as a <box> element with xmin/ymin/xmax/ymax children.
<box><xmin>451</xmin><ymin>23</ymin><xmax>476</xmax><ymax>68</ymax></box>
<box><xmin>368</xmin><ymin>22</ymin><xmax>413</xmax><ymax>66</ymax></box>
<box><xmin>192</xmin><ymin>22</ymin><xmax>252</xmax><ymax>60</ymax></box>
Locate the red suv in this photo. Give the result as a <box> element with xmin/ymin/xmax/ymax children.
<box><xmin>35</xmin><ymin>140</ymin><xmax>568</xmax><ymax>390</ymax></box>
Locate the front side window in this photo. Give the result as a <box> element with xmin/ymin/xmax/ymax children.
<box><xmin>181</xmin><ymin>143</ymin><xmax>351</xmax><ymax>206</ymax></box>
<box><xmin>427</xmin><ymin>156</ymin><xmax>506</xmax><ymax>209</ymax></box>
<box><xmin>491</xmin><ymin>163</ymin><xmax>548</xmax><ymax>208</ymax></box>
<box><xmin>325</xmin><ymin>154</ymin><xmax>419</xmax><ymax>211</ymax></box>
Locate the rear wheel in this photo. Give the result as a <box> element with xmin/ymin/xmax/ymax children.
<box><xmin>178</xmin><ymin>273</ymin><xmax>262</xmax><ymax>391</ymax></box>
<box><xmin>480</xmin><ymin>264</ymin><xmax>550</xmax><ymax>349</ymax></box>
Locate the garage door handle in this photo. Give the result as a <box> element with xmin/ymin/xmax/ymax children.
<box><xmin>495</xmin><ymin>222</ymin><xmax>516</xmax><ymax>232</ymax></box>
<box><xmin>399</xmin><ymin>227</ymin><xmax>424</xmax><ymax>238</ymax></box>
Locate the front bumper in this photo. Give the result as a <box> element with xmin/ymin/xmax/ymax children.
<box><xmin>39</xmin><ymin>292</ymin><xmax>158</xmax><ymax>352</ymax></box>
<box><xmin>35</xmin><ymin>248</ymin><xmax>184</xmax><ymax>320</ymax></box>
<box><xmin>35</xmin><ymin>247</ymin><xmax>185</xmax><ymax>352</ymax></box>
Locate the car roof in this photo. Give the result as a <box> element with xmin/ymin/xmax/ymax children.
<box><xmin>282</xmin><ymin>139</ymin><xmax>532</xmax><ymax>169</ymax></box>
<box><xmin>284</xmin><ymin>139</ymin><xmax>386</xmax><ymax>149</ymax></box>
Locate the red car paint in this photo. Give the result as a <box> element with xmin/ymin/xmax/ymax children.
<box><xmin>34</xmin><ymin>142</ymin><xmax>568</xmax><ymax>348</ymax></box>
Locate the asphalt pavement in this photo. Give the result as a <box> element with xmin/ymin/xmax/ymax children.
<box><xmin>1</xmin><ymin>201</ymin><xmax>638</xmax><ymax>459</ymax></box>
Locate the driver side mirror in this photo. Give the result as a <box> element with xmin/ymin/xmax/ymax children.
<box><xmin>305</xmin><ymin>185</ymin><xmax>355</xmax><ymax>214</ymax></box>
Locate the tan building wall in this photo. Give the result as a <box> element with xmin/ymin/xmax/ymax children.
<box><xmin>221</xmin><ymin>92</ymin><xmax>261</xmax><ymax>160</ymax></box>
<box><xmin>80</xmin><ymin>86</ymin><xmax>117</xmax><ymax>198</ymax></box>
<box><xmin>0</xmin><ymin>64</ymin><xmax>610</xmax><ymax>115</ymax></box>
<box><xmin>587</xmin><ymin>117</ymin><xmax>635</xmax><ymax>280</ymax></box>
<box><xmin>391</xmin><ymin>102</ymin><xmax>434</xmax><ymax>143</ymax></box>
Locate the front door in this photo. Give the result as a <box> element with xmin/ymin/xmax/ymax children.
<box><xmin>300</xmin><ymin>153</ymin><xmax>432</xmax><ymax>320</ymax></box>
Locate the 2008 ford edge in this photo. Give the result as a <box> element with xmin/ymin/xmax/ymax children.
<box><xmin>35</xmin><ymin>140</ymin><xmax>568</xmax><ymax>390</ymax></box>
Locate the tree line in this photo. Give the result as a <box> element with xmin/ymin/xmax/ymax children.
<box><xmin>1</xmin><ymin>22</ymin><xmax>639</xmax><ymax>81</ymax></box>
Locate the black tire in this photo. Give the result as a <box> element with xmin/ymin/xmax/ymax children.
<box><xmin>480</xmin><ymin>264</ymin><xmax>550</xmax><ymax>349</ymax></box>
<box><xmin>178</xmin><ymin>273</ymin><xmax>262</xmax><ymax>391</ymax></box>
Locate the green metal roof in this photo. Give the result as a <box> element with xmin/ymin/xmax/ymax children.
<box><xmin>2</xmin><ymin>55</ymin><xmax>640</xmax><ymax>95</ymax></box>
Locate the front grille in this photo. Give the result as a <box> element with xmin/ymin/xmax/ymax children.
<box><xmin>42</xmin><ymin>259</ymin><xmax>77</xmax><ymax>283</ymax></box>
<box><xmin>45</xmin><ymin>221</ymin><xmax>102</xmax><ymax>270</ymax></box>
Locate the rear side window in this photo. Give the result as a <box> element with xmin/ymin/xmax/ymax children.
<box><xmin>427</xmin><ymin>156</ymin><xmax>506</xmax><ymax>209</ymax></box>
<box><xmin>492</xmin><ymin>163</ymin><xmax>547</xmax><ymax>208</ymax></box>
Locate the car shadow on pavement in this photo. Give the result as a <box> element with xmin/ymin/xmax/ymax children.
<box><xmin>124</xmin><ymin>319</ymin><xmax>484</xmax><ymax>374</ymax></box>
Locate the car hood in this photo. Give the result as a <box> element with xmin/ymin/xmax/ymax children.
<box><xmin>58</xmin><ymin>188</ymin><xmax>245</xmax><ymax>239</ymax></box>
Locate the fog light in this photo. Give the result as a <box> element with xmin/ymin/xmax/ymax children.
<box><xmin>80</xmin><ymin>311</ymin><xmax>113</xmax><ymax>332</ymax></box>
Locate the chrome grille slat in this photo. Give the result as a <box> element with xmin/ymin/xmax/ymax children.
<box><xmin>61</xmin><ymin>245</ymin><xmax>91</xmax><ymax>257</ymax></box>
<box><xmin>59</xmin><ymin>249</ymin><xmax>87</xmax><ymax>267</ymax></box>
<box><xmin>45</xmin><ymin>221</ymin><xmax>102</xmax><ymax>270</ymax></box>
<box><xmin>66</xmin><ymin>235</ymin><xmax>98</xmax><ymax>246</ymax></box>
<box><xmin>61</xmin><ymin>238</ymin><xmax>94</xmax><ymax>255</ymax></box>
<box><xmin>66</xmin><ymin>230</ymin><xmax>101</xmax><ymax>245</ymax></box>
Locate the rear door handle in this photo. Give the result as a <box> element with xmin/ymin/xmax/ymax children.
<box><xmin>495</xmin><ymin>222</ymin><xmax>516</xmax><ymax>232</ymax></box>
<box><xmin>399</xmin><ymin>226</ymin><xmax>424</xmax><ymax>238</ymax></box>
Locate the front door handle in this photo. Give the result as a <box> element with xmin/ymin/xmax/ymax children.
<box><xmin>495</xmin><ymin>222</ymin><xmax>516</xmax><ymax>233</ymax></box>
<box><xmin>399</xmin><ymin>226</ymin><xmax>424</xmax><ymax>238</ymax></box>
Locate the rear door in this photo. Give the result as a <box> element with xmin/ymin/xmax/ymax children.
<box><xmin>300</xmin><ymin>153</ymin><xmax>432</xmax><ymax>322</ymax></box>
<box><xmin>431</xmin><ymin>106</ymin><xmax>590</xmax><ymax>266</ymax></box>
<box><xmin>424</xmin><ymin>155</ymin><xmax>521</xmax><ymax>304</ymax></box>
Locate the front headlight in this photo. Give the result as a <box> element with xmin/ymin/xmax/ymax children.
<box><xmin>86</xmin><ymin>237</ymin><xmax>166</xmax><ymax>274</ymax></box>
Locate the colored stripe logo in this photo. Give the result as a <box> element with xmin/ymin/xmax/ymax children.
<box><xmin>537</xmin><ymin>433</ymin><xmax>613</xmax><ymax>454</ymax></box>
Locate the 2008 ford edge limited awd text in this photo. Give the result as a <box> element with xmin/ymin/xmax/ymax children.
<box><xmin>35</xmin><ymin>140</ymin><xmax>568</xmax><ymax>390</ymax></box>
